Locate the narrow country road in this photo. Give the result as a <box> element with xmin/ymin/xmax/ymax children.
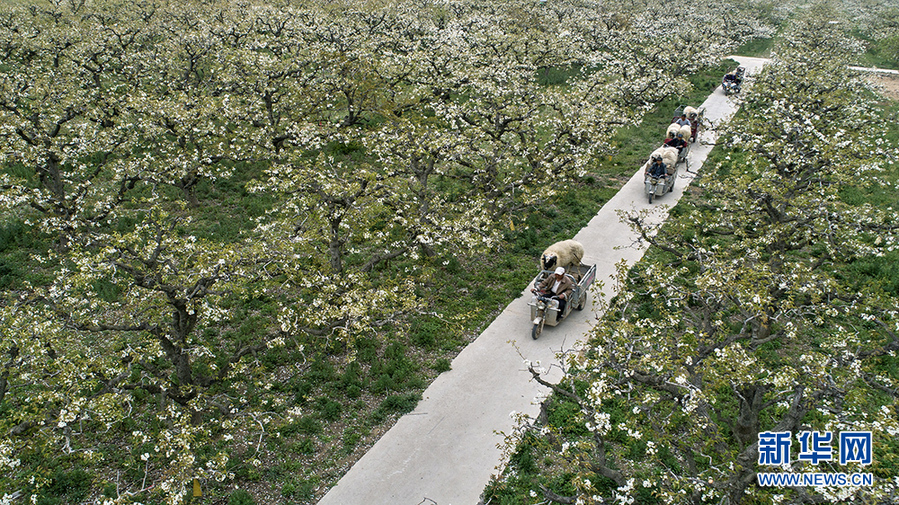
<box><xmin>317</xmin><ymin>56</ymin><xmax>770</xmax><ymax>505</ymax></box>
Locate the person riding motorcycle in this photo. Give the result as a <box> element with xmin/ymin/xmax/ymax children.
<box><xmin>646</xmin><ymin>154</ymin><xmax>667</xmax><ymax>179</ymax></box>
<box><xmin>664</xmin><ymin>132</ymin><xmax>687</xmax><ymax>155</ymax></box>
<box><xmin>531</xmin><ymin>266</ymin><xmax>574</xmax><ymax>315</ymax></box>
<box><xmin>723</xmin><ymin>71</ymin><xmax>741</xmax><ymax>94</ymax></box>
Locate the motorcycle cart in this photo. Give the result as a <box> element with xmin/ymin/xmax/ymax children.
<box><xmin>722</xmin><ymin>66</ymin><xmax>745</xmax><ymax>95</ymax></box>
<box><xmin>645</xmin><ymin>173</ymin><xmax>674</xmax><ymax>204</ymax></box>
<box><xmin>528</xmin><ymin>263</ymin><xmax>597</xmax><ymax>339</ymax></box>
<box><xmin>643</xmin><ymin>146</ymin><xmax>679</xmax><ymax>204</ymax></box>
<box><xmin>722</xmin><ymin>78</ymin><xmax>740</xmax><ymax>95</ymax></box>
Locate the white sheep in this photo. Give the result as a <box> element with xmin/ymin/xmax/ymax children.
<box><xmin>661</xmin><ymin>147</ymin><xmax>679</xmax><ymax>173</ymax></box>
<box><xmin>684</xmin><ymin>106</ymin><xmax>698</xmax><ymax>121</ymax></box>
<box><xmin>650</xmin><ymin>146</ymin><xmax>678</xmax><ymax>172</ymax></box>
<box><xmin>540</xmin><ymin>239</ymin><xmax>585</xmax><ymax>274</ymax></box>
<box><xmin>666</xmin><ymin>123</ymin><xmax>680</xmax><ymax>139</ymax></box>
<box><xmin>678</xmin><ymin>124</ymin><xmax>692</xmax><ymax>141</ymax></box>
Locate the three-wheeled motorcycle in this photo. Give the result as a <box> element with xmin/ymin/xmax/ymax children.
<box><xmin>643</xmin><ymin>147</ymin><xmax>679</xmax><ymax>204</ymax></box>
<box><xmin>645</xmin><ymin>172</ymin><xmax>674</xmax><ymax>204</ymax></box>
<box><xmin>722</xmin><ymin>66</ymin><xmax>745</xmax><ymax>95</ymax></box>
<box><xmin>528</xmin><ymin>263</ymin><xmax>597</xmax><ymax>339</ymax></box>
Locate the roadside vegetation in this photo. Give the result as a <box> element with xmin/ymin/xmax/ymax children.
<box><xmin>485</xmin><ymin>4</ymin><xmax>899</xmax><ymax>504</ymax></box>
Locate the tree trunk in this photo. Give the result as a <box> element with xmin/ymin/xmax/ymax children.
<box><xmin>734</xmin><ymin>384</ymin><xmax>766</xmax><ymax>447</ymax></box>
<box><xmin>329</xmin><ymin>216</ymin><xmax>343</xmax><ymax>273</ymax></box>
<box><xmin>179</xmin><ymin>172</ymin><xmax>200</xmax><ymax>207</ymax></box>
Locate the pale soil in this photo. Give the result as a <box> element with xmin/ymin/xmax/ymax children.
<box><xmin>868</xmin><ymin>72</ymin><xmax>899</xmax><ymax>101</ymax></box>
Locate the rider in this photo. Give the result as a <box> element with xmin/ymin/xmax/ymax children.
<box><xmin>664</xmin><ymin>132</ymin><xmax>687</xmax><ymax>154</ymax></box>
<box><xmin>646</xmin><ymin>154</ymin><xmax>667</xmax><ymax>179</ymax></box>
<box><xmin>675</xmin><ymin>114</ymin><xmax>691</xmax><ymax>128</ymax></box>
<box><xmin>723</xmin><ymin>72</ymin><xmax>739</xmax><ymax>90</ymax></box>
<box><xmin>532</xmin><ymin>266</ymin><xmax>574</xmax><ymax>315</ymax></box>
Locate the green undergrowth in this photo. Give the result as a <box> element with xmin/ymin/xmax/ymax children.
<box><xmin>855</xmin><ymin>30</ymin><xmax>899</xmax><ymax>70</ymax></box>
<box><xmin>736</xmin><ymin>37</ymin><xmax>774</xmax><ymax>58</ymax></box>
<box><xmin>0</xmin><ymin>221</ymin><xmax>51</xmax><ymax>290</ymax></box>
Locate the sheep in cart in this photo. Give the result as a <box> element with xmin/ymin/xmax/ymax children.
<box><xmin>664</xmin><ymin>124</ymin><xmax>691</xmax><ymax>165</ymax></box>
<box><xmin>540</xmin><ymin>239</ymin><xmax>585</xmax><ymax>278</ymax></box>
<box><xmin>672</xmin><ymin>105</ymin><xmax>704</xmax><ymax>143</ymax></box>
<box><xmin>642</xmin><ymin>146</ymin><xmax>679</xmax><ymax>204</ymax></box>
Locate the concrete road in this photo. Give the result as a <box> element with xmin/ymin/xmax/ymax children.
<box><xmin>317</xmin><ymin>56</ymin><xmax>769</xmax><ymax>505</ymax></box>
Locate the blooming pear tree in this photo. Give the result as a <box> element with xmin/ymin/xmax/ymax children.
<box><xmin>120</xmin><ymin>1</ymin><xmax>271</xmax><ymax>207</ymax></box>
<box><xmin>0</xmin><ymin>2</ymin><xmax>144</xmax><ymax>245</ymax></box>
<box><xmin>494</xmin><ymin>12</ymin><xmax>899</xmax><ymax>505</ymax></box>
<box><xmin>1</xmin><ymin>4</ymin><xmax>275</xmax><ymax>503</ymax></box>
<box><xmin>0</xmin><ymin>199</ymin><xmax>283</xmax><ymax>503</ymax></box>
<box><xmin>251</xmin><ymin>0</ymin><xmax>770</xmax><ymax>258</ymax></box>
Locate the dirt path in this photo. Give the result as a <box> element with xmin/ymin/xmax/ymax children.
<box><xmin>869</xmin><ymin>73</ymin><xmax>899</xmax><ymax>100</ymax></box>
<box><xmin>316</xmin><ymin>56</ymin><xmax>769</xmax><ymax>505</ymax></box>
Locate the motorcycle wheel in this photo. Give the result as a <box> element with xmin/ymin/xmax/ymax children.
<box><xmin>532</xmin><ymin>319</ymin><xmax>544</xmax><ymax>340</ymax></box>
<box><xmin>575</xmin><ymin>293</ymin><xmax>585</xmax><ymax>310</ymax></box>
<box><xmin>648</xmin><ymin>193</ymin><xmax>654</xmax><ymax>204</ymax></box>
<box><xmin>669</xmin><ymin>177</ymin><xmax>675</xmax><ymax>193</ymax></box>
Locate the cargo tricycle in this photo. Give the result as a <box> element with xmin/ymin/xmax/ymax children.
<box><xmin>528</xmin><ymin>263</ymin><xmax>596</xmax><ymax>339</ymax></box>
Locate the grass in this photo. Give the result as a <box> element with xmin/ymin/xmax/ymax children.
<box><xmin>35</xmin><ymin>468</ymin><xmax>93</xmax><ymax>505</ymax></box>
<box><xmin>0</xmin><ymin>220</ymin><xmax>53</xmax><ymax>289</ymax></box>
<box><xmin>735</xmin><ymin>37</ymin><xmax>774</xmax><ymax>58</ymax></box>
<box><xmin>854</xmin><ymin>32</ymin><xmax>899</xmax><ymax>70</ymax></box>
<box><xmin>228</xmin><ymin>489</ymin><xmax>256</xmax><ymax>505</ymax></box>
